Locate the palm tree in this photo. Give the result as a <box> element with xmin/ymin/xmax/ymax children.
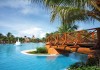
<box><xmin>0</xmin><ymin>33</ymin><xmax>3</xmax><ymax>37</ymax></box>
<box><xmin>10</xmin><ymin>35</ymin><xmax>15</xmax><ymax>43</ymax></box>
<box><xmin>33</xmin><ymin>0</ymin><xmax>100</xmax><ymax>48</ymax></box>
<box><xmin>7</xmin><ymin>32</ymin><xmax>12</xmax><ymax>38</ymax></box>
<box><xmin>32</xmin><ymin>0</ymin><xmax>100</xmax><ymax>23</ymax></box>
<box><xmin>58</xmin><ymin>24</ymin><xmax>78</xmax><ymax>33</ymax></box>
<box><xmin>0</xmin><ymin>33</ymin><xmax>4</xmax><ymax>43</ymax></box>
<box><xmin>51</xmin><ymin>1</ymin><xmax>100</xmax><ymax>23</ymax></box>
<box><xmin>6</xmin><ymin>32</ymin><xmax>14</xmax><ymax>43</ymax></box>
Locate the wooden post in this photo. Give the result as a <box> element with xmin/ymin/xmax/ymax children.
<box><xmin>56</xmin><ymin>34</ymin><xmax>59</xmax><ymax>47</ymax></box>
<box><xmin>96</xmin><ymin>28</ymin><xmax>100</xmax><ymax>49</ymax></box>
<box><xmin>92</xmin><ymin>32</ymin><xmax>95</xmax><ymax>40</ymax></box>
<box><xmin>77</xmin><ymin>31</ymin><xmax>82</xmax><ymax>43</ymax></box>
<box><xmin>64</xmin><ymin>33</ymin><xmax>67</xmax><ymax>42</ymax></box>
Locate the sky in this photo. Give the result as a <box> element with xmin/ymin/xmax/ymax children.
<box><xmin>0</xmin><ymin>0</ymin><xmax>100</xmax><ymax>38</ymax></box>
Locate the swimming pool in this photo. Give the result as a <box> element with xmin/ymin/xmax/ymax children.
<box><xmin>0</xmin><ymin>43</ymin><xmax>87</xmax><ymax>70</ymax></box>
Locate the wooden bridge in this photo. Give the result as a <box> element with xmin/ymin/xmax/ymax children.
<box><xmin>46</xmin><ymin>27</ymin><xmax>100</xmax><ymax>57</ymax></box>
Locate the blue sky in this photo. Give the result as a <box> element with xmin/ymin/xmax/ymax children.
<box><xmin>0</xmin><ymin>0</ymin><xmax>100</xmax><ymax>38</ymax></box>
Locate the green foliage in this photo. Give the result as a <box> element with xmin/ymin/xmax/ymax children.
<box><xmin>27</xmin><ymin>51</ymin><xmax>37</xmax><ymax>54</ymax></box>
<box><xmin>86</xmin><ymin>57</ymin><xmax>99</xmax><ymax>66</ymax></box>
<box><xmin>46</xmin><ymin>33</ymin><xmax>50</xmax><ymax>37</ymax></box>
<box><xmin>41</xmin><ymin>37</ymin><xmax>46</xmax><ymax>42</ymax></box>
<box><xmin>69</xmin><ymin>62</ymin><xmax>85</xmax><ymax>69</ymax></box>
<box><xmin>68</xmin><ymin>66</ymin><xmax>100</xmax><ymax>70</ymax></box>
<box><xmin>36</xmin><ymin>47</ymin><xmax>47</xmax><ymax>53</ymax></box>
<box><xmin>31</xmin><ymin>38</ymin><xmax>42</xmax><ymax>43</ymax></box>
<box><xmin>27</xmin><ymin>47</ymin><xmax>47</xmax><ymax>54</ymax></box>
<box><xmin>58</xmin><ymin>24</ymin><xmax>78</xmax><ymax>33</ymax></box>
<box><xmin>0</xmin><ymin>32</ymin><xmax>25</xmax><ymax>44</ymax></box>
<box><xmin>33</xmin><ymin>0</ymin><xmax>100</xmax><ymax>25</ymax></box>
<box><xmin>45</xmin><ymin>31</ymin><xmax>59</xmax><ymax>38</ymax></box>
<box><xmin>0</xmin><ymin>32</ymin><xmax>45</xmax><ymax>44</ymax></box>
<box><xmin>69</xmin><ymin>57</ymin><xmax>100</xmax><ymax>70</ymax></box>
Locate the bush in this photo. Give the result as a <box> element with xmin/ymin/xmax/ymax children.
<box><xmin>68</xmin><ymin>66</ymin><xmax>100</xmax><ymax>70</ymax></box>
<box><xmin>68</xmin><ymin>57</ymin><xmax>100</xmax><ymax>70</ymax></box>
<box><xmin>86</xmin><ymin>57</ymin><xmax>99</xmax><ymax>66</ymax></box>
<box><xmin>27</xmin><ymin>51</ymin><xmax>37</xmax><ymax>54</ymax></box>
<box><xmin>36</xmin><ymin>47</ymin><xmax>47</xmax><ymax>54</ymax></box>
<box><xmin>69</xmin><ymin>62</ymin><xmax>85</xmax><ymax>69</ymax></box>
<box><xmin>27</xmin><ymin>47</ymin><xmax>48</xmax><ymax>54</ymax></box>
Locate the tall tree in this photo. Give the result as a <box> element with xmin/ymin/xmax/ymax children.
<box><xmin>0</xmin><ymin>33</ymin><xmax>4</xmax><ymax>43</ymax></box>
<box><xmin>7</xmin><ymin>32</ymin><xmax>12</xmax><ymax>38</ymax></box>
<box><xmin>0</xmin><ymin>33</ymin><xmax>3</xmax><ymax>37</ymax></box>
<box><xmin>58</xmin><ymin>24</ymin><xmax>78</xmax><ymax>33</ymax></box>
<box><xmin>32</xmin><ymin>0</ymin><xmax>100</xmax><ymax>23</ymax></box>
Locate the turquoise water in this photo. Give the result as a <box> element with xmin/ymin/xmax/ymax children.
<box><xmin>0</xmin><ymin>43</ymin><xmax>87</xmax><ymax>70</ymax></box>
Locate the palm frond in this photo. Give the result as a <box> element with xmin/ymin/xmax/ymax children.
<box><xmin>50</xmin><ymin>6</ymin><xmax>93</xmax><ymax>24</ymax></box>
<box><xmin>31</xmin><ymin>0</ymin><xmax>100</xmax><ymax>23</ymax></box>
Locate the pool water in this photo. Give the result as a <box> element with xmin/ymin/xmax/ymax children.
<box><xmin>0</xmin><ymin>43</ymin><xmax>87</xmax><ymax>70</ymax></box>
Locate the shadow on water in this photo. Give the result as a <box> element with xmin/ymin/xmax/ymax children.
<box><xmin>35</xmin><ymin>52</ymin><xmax>88</xmax><ymax>64</ymax></box>
<box><xmin>61</xmin><ymin>52</ymin><xmax>88</xmax><ymax>63</ymax></box>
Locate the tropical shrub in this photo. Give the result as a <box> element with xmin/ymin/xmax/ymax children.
<box><xmin>86</xmin><ymin>57</ymin><xmax>99</xmax><ymax>66</ymax></box>
<box><xmin>68</xmin><ymin>66</ymin><xmax>100</xmax><ymax>70</ymax></box>
<box><xmin>82</xmin><ymin>66</ymin><xmax>100</xmax><ymax>70</ymax></box>
<box><xmin>36</xmin><ymin>47</ymin><xmax>47</xmax><ymax>53</ymax></box>
<box><xmin>68</xmin><ymin>57</ymin><xmax>100</xmax><ymax>70</ymax></box>
<box><xmin>27</xmin><ymin>47</ymin><xmax>48</xmax><ymax>54</ymax></box>
<box><xmin>69</xmin><ymin>62</ymin><xmax>85</xmax><ymax>69</ymax></box>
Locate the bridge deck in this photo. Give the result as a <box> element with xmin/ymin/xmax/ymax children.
<box><xmin>46</xmin><ymin>28</ymin><xmax>100</xmax><ymax>55</ymax></box>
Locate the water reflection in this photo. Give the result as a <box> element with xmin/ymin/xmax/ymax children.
<box><xmin>47</xmin><ymin>55</ymin><xmax>58</xmax><ymax>61</ymax></box>
<box><xmin>35</xmin><ymin>52</ymin><xmax>87</xmax><ymax>63</ymax></box>
<box><xmin>0</xmin><ymin>44</ymin><xmax>15</xmax><ymax>58</ymax></box>
<box><xmin>69</xmin><ymin>52</ymin><xmax>88</xmax><ymax>63</ymax></box>
<box><xmin>45</xmin><ymin>52</ymin><xmax>88</xmax><ymax>63</ymax></box>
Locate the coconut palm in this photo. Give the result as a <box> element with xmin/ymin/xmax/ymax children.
<box><xmin>32</xmin><ymin>0</ymin><xmax>100</xmax><ymax>47</ymax></box>
<box><xmin>0</xmin><ymin>33</ymin><xmax>3</xmax><ymax>37</ymax></box>
<box><xmin>10</xmin><ymin>35</ymin><xmax>16</xmax><ymax>43</ymax></box>
<box><xmin>42</xmin><ymin>0</ymin><xmax>100</xmax><ymax>11</ymax></box>
<box><xmin>32</xmin><ymin>0</ymin><xmax>100</xmax><ymax>23</ymax></box>
<box><xmin>0</xmin><ymin>33</ymin><xmax>4</xmax><ymax>43</ymax></box>
<box><xmin>58</xmin><ymin>24</ymin><xmax>78</xmax><ymax>33</ymax></box>
<box><xmin>6</xmin><ymin>32</ymin><xmax>12</xmax><ymax>43</ymax></box>
<box><xmin>7</xmin><ymin>32</ymin><xmax>12</xmax><ymax>38</ymax></box>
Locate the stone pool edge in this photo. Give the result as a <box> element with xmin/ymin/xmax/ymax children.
<box><xmin>21</xmin><ymin>49</ymin><xmax>60</xmax><ymax>56</ymax></box>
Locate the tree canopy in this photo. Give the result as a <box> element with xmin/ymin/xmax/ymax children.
<box><xmin>32</xmin><ymin>0</ymin><xmax>100</xmax><ymax>24</ymax></box>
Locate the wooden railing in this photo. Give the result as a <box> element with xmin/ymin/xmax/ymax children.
<box><xmin>46</xmin><ymin>28</ymin><xmax>98</xmax><ymax>48</ymax></box>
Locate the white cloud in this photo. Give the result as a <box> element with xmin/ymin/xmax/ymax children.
<box><xmin>20</xmin><ymin>28</ymin><xmax>39</xmax><ymax>35</ymax></box>
<box><xmin>0</xmin><ymin>21</ymin><xmax>46</xmax><ymax>38</ymax></box>
<box><xmin>0</xmin><ymin>0</ymin><xmax>30</xmax><ymax>8</ymax></box>
<box><xmin>21</xmin><ymin>7</ymin><xmax>32</xmax><ymax>15</ymax></box>
<box><xmin>0</xmin><ymin>0</ymin><xmax>42</xmax><ymax>15</ymax></box>
<box><xmin>77</xmin><ymin>27</ymin><xmax>83</xmax><ymax>31</ymax></box>
<box><xmin>20</xmin><ymin>6</ymin><xmax>40</xmax><ymax>15</ymax></box>
<box><xmin>0</xmin><ymin>0</ymin><xmax>55</xmax><ymax>38</ymax></box>
<box><xmin>17</xmin><ymin>27</ymin><xmax>46</xmax><ymax>38</ymax></box>
<box><xmin>19</xmin><ymin>27</ymin><xmax>41</xmax><ymax>36</ymax></box>
<box><xmin>39</xmin><ymin>32</ymin><xmax>46</xmax><ymax>38</ymax></box>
